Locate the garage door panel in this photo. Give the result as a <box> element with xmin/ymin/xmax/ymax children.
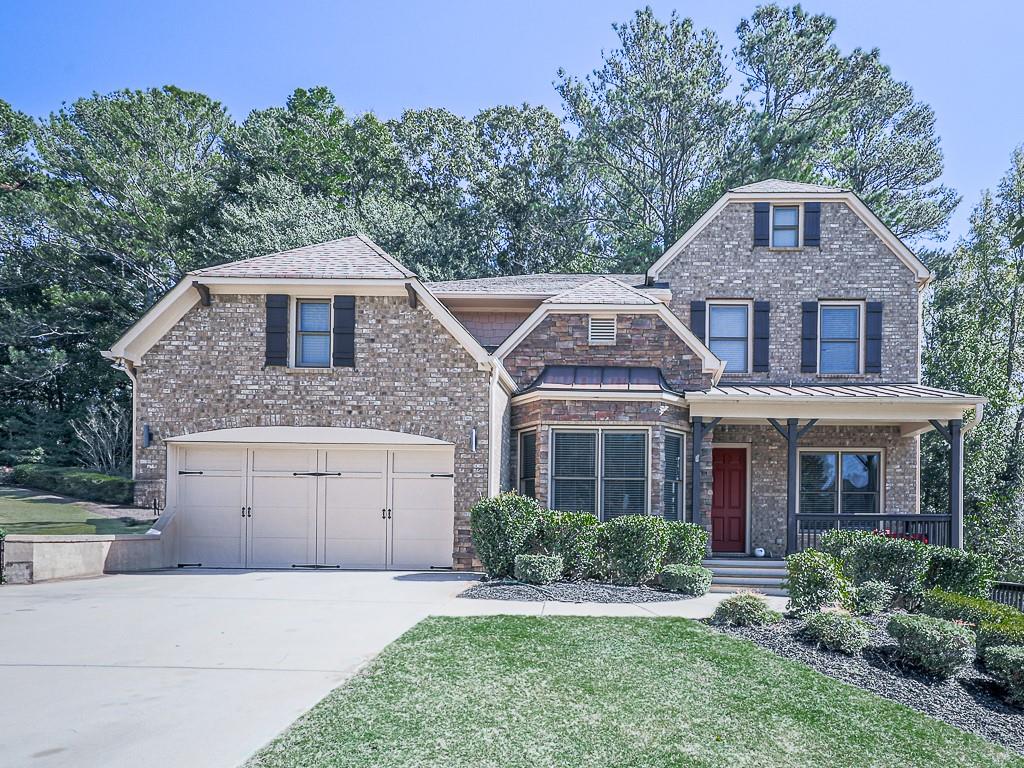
<box><xmin>177</xmin><ymin>474</ymin><xmax>245</xmax><ymax>567</ymax></box>
<box><xmin>390</xmin><ymin>474</ymin><xmax>454</xmax><ymax>570</ymax></box>
<box><xmin>391</xmin><ymin>450</ymin><xmax>454</xmax><ymax>475</ymax></box>
<box><xmin>248</xmin><ymin>475</ymin><xmax>317</xmax><ymax>567</ymax></box>
<box><xmin>324</xmin><ymin>449</ymin><xmax>387</xmax><ymax>474</ymax></box>
<box><xmin>250</xmin><ymin>447</ymin><xmax>318</xmax><ymax>474</ymax></box>
<box><xmin>180</xmin><ymin>446</ymin><xmax>246</xmax><ymax>473</ymax></box>
<box><xmin>322</xmin><ymin>476</ymin><xmax>387</xmax><ymax>568</ymax></box>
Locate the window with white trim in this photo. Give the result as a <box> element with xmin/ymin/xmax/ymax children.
<box><xmin>707</xmin><ymin>302</ymin><xmax>751</xmax><ymax>374</ymax></box>
<box><xmin>588</xmin><ymin>315</ymin><xmax>616</xmax><ymax>344</ymax></box>
<box><xmin>295</xmin><ymin>299</ymin><xmax>331</xmax><ymax>367</ymax></box>
<box><xmin>663</xmin><ymin>432</ymin><xmax>685</xmax><ymax>521</ymax></box>
<box><xmin>819</xmin><ymin>302</ymin><xmax>862</xmax><ymax>374</ymax></box>
<box><xmin>551</xmin><ymin>429</ymin><xmax>648</xmax><ymax>519</ymax></box>
<box><xmin>771</xmin><ymin>205</ymin><xmax>800</xmax><ymax>247</ymax></box>
<box><xmin>518</xmin><ymin>430</ymin><xmax>536</xmax><ymax>499</ymax></box>
<box><xmin>799</xmin><ymin>450</ymin><xmax>881</xmax><ymax>514</ymax></box>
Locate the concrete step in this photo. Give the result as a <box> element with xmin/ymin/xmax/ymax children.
<box><xmin>709</xmin><ymin>583</ymin><xmax>788</xmax><ymax>597</ymax></box>
<box><xmin>704</xmin><ymin>558</ymin><xmax>786</xmax><ymax>568</ymax></box>
<box><xmin>709</xmin><ymin>575</ymin><xmax>785</xmax><ymax>587</ymax></box>
<box><xmin>705</xmin><ymin>566</ymin><xmax>788</xmax><ymax>578</ymax></box>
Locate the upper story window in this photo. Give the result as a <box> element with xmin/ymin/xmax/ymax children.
<box><xmin>707</xmin><ymin>301</ymin><xmax>751</xmax><ymax>374</ymax></box>
<box><xmin>771</xmin><ymin>205</ymin><xmax>800</xmax><ymax>248</ymax></box>
<box><xmin>295</xmin><ymin>299</ymin><xmax>331</xmax><ymax>367</ymax></box>
<box><xmin>588</xmin><ymin>315</ymin><xmax>616</xmax><ymax>345</ymax></box>
<box><xmin>819</xmin><ymin>302</ymin><xmax>862</xmax><ymax>375</ymax></box>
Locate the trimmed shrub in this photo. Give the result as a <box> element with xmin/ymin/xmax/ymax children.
<box><xmin>800</xmin><ymin>611</ymin><xmax>871</xmax><ymax>655</ymax></box>
<box><xmin>924</xmin><ymin>547</ymin><xmax>997</xmax><ymax>598</ymax></box>
<box><xmin>514</xmin><ymin>554</ymin><xmax>563</xmax><ymax>585</ymax></box>
<box><xmin>664</xmin><ymin>521</ymin><xmax>709</xmax><ymax>567</ymax></box>
<box><xmin>887</xmin><ymin>613</ymin><xmax>976</xmax><ymax>678</ymax></box>
<box><xmin>985</xmin><ymin>646</ymin><xmax>1024</xmax><ymax>706</ymax></box>
<box><xmin>536</xmin><ymin>510</ymin><xmax>599</xmax><ymax>579</ymax></box>
<box><xmin>11</xmin><ymin>463</ymin><xmax>133</xmax><ymax>505</ymax></box>
<box><xmin>601</xmin><ymin>515</ymin><xmax>668</xmax><ymax>585</ymax></box>
<box><xmin>846</xmin><ymin>533</ymin><xmax>931</xmax><ymax>606</ymax></box>
<box><xmin>978</xmin><ymin>621</ymin><xmax>1024</xmax><ymax>656</ymax></box>
<box><xmin>710</xmin><ymin>593</ymin><xmax>783</xmax><ymax>627</ymax></box>
<box><xmin>921</xmin><ymin>588</ymin><xmax>1021</xmax><ymax>626</ymax></box>
<box><xmin>469</xmin><ymin>492</ymin><xmax>542</xmax><ymax>578</ymax></box>
<box><xmin>660</xmin><ymin>564</ymin><xmax>713</xmax><ymax>596</ymax></box>
<box><xmin>784</xmin><ymin>549</ymin><xmax>853</xmax><ymax>617</ymax></box>
<box><xmin>817</xmin><ymin>529</ymin><xmax>869</xmax><ymax>572</ymax></box>
<box><xmin>852</xmin><ymin>580</ymin><xmax>895</xmax><ymax>615</ymax></box>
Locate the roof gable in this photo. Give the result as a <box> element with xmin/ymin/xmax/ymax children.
<box><xmin>544</xmin><ymin>276</ymin><xmax>659</xmax><ymax>306</ymax></box>
<box><xmin>730</xmin><ymin>178</ymin><xmax>845</xmax><ymax>194</ymax></box>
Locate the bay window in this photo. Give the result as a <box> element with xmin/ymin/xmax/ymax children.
<box><xmin>551</xmin><ymin>429</ymin><xmax>648</xmax><ymax>519</ymax></box>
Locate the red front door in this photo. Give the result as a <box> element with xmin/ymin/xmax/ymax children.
<box><xmin>711</xmin><ymin>447</ymin><xmax>747</xmax><ymax>553</ymax></box>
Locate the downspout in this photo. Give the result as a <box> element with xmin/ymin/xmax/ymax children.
<box><xmin>108</xmin><ymin>356</ymin><xmax>138</xmax><ymax>481</ymax></box>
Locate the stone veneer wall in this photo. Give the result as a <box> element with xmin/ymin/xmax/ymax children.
<box><xmin>661</xmin><ymin>201</ymin><xmax>921</xmax><ymax>383</ymax></box>
<box><xmin>709</xmin><ymin>423</ymin><xmax>919</xmax><ymax>557</ymax></box>
<box><xmin>134</xmin><ymin>293</ymin><xmax>492</xmax><ymax>569</ymax></box>
<box><xmin>502</xmin><ymin>313</ymin><xmax>712</xmax><ymax>391</ymax></box>
<box><xmin>510</xmin><ymin>399</ymin><xmax>689</xmax><ymax>518</ymax></box>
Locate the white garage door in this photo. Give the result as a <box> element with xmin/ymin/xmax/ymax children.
<box><xmin>173</xmin><ymin>442</ymin><xmax>454</xmax><ymax>570</ymax></box>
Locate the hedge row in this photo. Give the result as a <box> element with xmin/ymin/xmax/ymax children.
<box><xmin>11</xmin><ymin>464</ymin><xmax>134</xmax><ymax>505</ymax></box>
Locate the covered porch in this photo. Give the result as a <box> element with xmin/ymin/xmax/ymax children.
<box><xmin>686</xmin><ymin>384</ymin><xmax>987</xmax><ymax>556</ymax></box>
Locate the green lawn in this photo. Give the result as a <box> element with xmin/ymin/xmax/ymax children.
<box><xmin>246</xmin><ymin>616</ymin><xmax>1022</xmax><ymax>768</ymax></box>
<box><xmin>0</xmin><ymin>487</ymin><xmax>154</xmax><ymax>535</ymax></box>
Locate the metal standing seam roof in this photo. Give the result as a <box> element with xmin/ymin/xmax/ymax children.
<box><xmin>191</xmin><ymin>235</ymin><xmax>414</xmax><ymax>280</ymax></box>
<box><xmin>425</xmin><ymin>273</ymin><xmax>647</xmax><ymax>295</ymax></box>
<box><xmin>523</xmin><ymin>366</ymin><xmax>672</xmax><ymax>393</ymax></box>
<box><xmin>687</xmin><ymin>383</ymin><xmax>986</xmax><ymax>402</ymax></box>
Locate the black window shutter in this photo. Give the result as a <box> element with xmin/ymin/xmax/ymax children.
<box><xmin>801</xmin><ymin>301</ymin><xmax>819</xmax><ymax>373</ymax></box>
<box><xmin>333</xmin><ymin>295</ymin><xmax>356</xmax><ymax>367</ymax></box>
<box><xmin>753</xmin><ymin>202</ymin><xmax>770</xmax><ymax>246</ymax></box>
<box><xmin>753</xmin><ymin>300</ymin><xmax>770</xmax><ymax>372</ymax></box>
<box><xmin>865</xmin><ymin>301</ymin><xmax>883</xmax><ymax>373</ymax></box>
<box><xmin>690</xmin><ymin>301</ymin><xmax>707</xmax><ymax>343</ymax></box>
<box><xmin>803</xmin><ymin>202</ymin><xmax>821</xmax><ymax>247</ymax></box>
<box><xmin>265</xmin><ymin>294</ymin><xmax>289</xmax><ymax>367</ymax></box>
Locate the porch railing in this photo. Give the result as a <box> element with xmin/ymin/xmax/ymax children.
<box><xmin>991</xmin><ymin>582</ymin><xmax>1024</xmax><ymax>612</ymax></box>
<box><xmin>794</xmin><ymin>513</ymin><xmax>953</xmax><ymax>552</ymax></box>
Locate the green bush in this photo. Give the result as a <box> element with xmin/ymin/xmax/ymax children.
<box><xmin>817</xmin><ymin>529</ymin><xmax>869</xmax><ymax>571</ymax></box>
<box><xmin>784</xmin><ymin>549</ymin><xmax>853</xmax><ymax>617</ymax></box>
<box><xmin>985</xmin><ymin>645</ymin><xmax>1024</xmax><ymax>706</ymax></box>
<box><xmin>800</xmin><ymin>611</ymin><xmax>871</xmax><ymax>655</ymax></box>
<box><xmin>846</xmin><ymin>534</ymin><xmax>932</xmax><ymax>606</ymax></box>
<box><xmin>924</xmin><ymin>547</ymin><xmax>997</xmax><ymax>598</ymax></box>
<box><xmin>514</xmin><ymin>554</ymin><xmax>563</xmax><ymax>585</ymax></box>
<box><xmin>469</xmin><ymin>492</ymin><xmax>542</xmax><ymax>579</ymax></box>
<box><xmin>536</xmin><ymin>510</ymin><xmax>599</xmax><ymax>579</ymax></box>
<box><xmin>710</xmin><ymin>593</ymin><xmax>783</xmax><ymax>627</ymax></box>
<box><xmin>852</xmin><ymin>580</ymin><xmax>895</xmax><ymax>615</ymax></box>
<box><xmin>921</xmin><ymin>588</ymin><xmax>1021</xmax><ymax>626</ymax></box>
<box><xmin>664</xmin><ymin>521</ymin><xmax>709</xmax><ymax>567</ymax></box>
<box><xmin>660</xmin><ymin>564</ymin><xmax>713</xmax><ymax>596</ymax></box>
<box><xmin>978</xmin><ymin>621</ymin><xmax>1024</xmax><ymax>656</ymax></box>
<box><xmin>11</xmin><ymin>463</ymin><xmax>134</xmax><ymax>505</ymax></box>
<box><xmin>601</xmin><ymin>515</ymin><xmax>668</xmax><ymax>585</ymax></box>
<box><xmin>887</xmin><ymin>613</ymin><xmax>976</xmax><ymax>678</ymax></box>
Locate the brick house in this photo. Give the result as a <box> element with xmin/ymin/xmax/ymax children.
<box><xmin>104</xmin><ymin>180</ymin><xmax>985</xmax><ymax>571</ymax></box>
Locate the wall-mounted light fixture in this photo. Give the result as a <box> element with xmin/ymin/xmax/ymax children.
<box><xmin>142</xmin><ymin>423</ymin><xmax>152</xmax><ymax>448</ymax></box>
<box><xmin>470</xmin><ymin>427</ymin><xmax>478</xmax><ymax>452</ymax></box>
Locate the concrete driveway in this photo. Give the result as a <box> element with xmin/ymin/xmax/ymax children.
<box><xmin>0</xmin><ymin>570</ymin><xmax>478</xmax><ymax>768</ymax></box>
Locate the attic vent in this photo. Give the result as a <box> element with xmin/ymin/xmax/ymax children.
<box><xmin>588</xmin><ymin>316</ymin><xmax>617</xmax><ymax>345</ymax></box>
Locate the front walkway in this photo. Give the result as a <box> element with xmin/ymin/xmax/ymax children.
<box><xmin>0</xmin><ymin>570</ymin><xmax>785</xmax><ymax>768</ymax></box>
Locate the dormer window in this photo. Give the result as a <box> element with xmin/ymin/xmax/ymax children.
<box><xmin>588</xmin><ymin>315</ymin><xmax>616</xmax><ymax>345</ymax></box>
<box><xmin>771</xmin><ymin>205</ymin><xmax>800</xmax><ymax>248</ymax></box>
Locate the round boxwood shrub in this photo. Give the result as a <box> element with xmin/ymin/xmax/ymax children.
<box><xmin>921</xmin><ymin>588</ymin><xmax>1021</xmax><ymax>626</ymax></box>
<box><xmin>601</xmin><ymin>515</ymin><xmax>668</xmax><ymax>585</ymax></box>
<box><xmin>784</xmin><ymin>549</ymin><xmax>852</xmax><ymax>617</ymax></box>
<box><xmin>978</xmin><ymin>620</ymin><xmax>1024</xmax><ymax>657</ymax></box>
<box><xmin>852</xmin><ymin>580</ymin><xmax>895</xmax><ymax>615</ymax></box>
<box><xmin>846</xmin><ymin>533</ymin><xmax>932</xmax><ymax>607</ymax></box>
<box><xmin>924</xmin><ymin>547</ymin><xmax>996</xmax><ymax>598</ymax></box>
<box><xmin>710</xmin><ymin>593</ymin><xmax>783</xmax><ymax>627</ymax></box>
<box><xmin>984</xmin><ymin>645</ymin><xmax>1024</xmax><ymax>706</ymax></box>
<box><xmin>800</xmin><ymin>611</ymin><xmax>871</xmax><ymax>655</ymax></box>
<box><xmin>660</xmin><ymin>564</ymin><xmax>713</xmax><ymax>596</ymax></box>
<box><xmin>817</xmin><ymin>529</ymin><xmax>869</xmax><ymax>573</ymax></box>
<box><xmin>469</xmin><ymin>492</ymin><xmax>542</xmax><ymax>579</ymax></box>
<box><xmin>664</xmin><ymin>521</ymin><xmax>709</xmax><ymax>567</ymax></box>
<box><xmin>536</xmin><ymin>509</ymin><xmax>599</xmax><ymax>580</ymax></box>
<box><xmin>887</xmin><ymin>613</ymin><xmax>976</xmax><ymax>678</ymax></box>
<box><xmin>514</xmin><ymin>554</ymin><xmax>563</xmax><ymax>585</ymax></box>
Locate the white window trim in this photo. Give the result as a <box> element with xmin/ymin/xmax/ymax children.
<box><xmin>588</xmin><ymin>314</ymin><xmax>617</xmax><ymax>345</ymax></box>
<box><xmin>706</xmin><ymin>299</ymin><xmax>754</xmax><ymax>376</ymax></box>
<box><xmin>796</xmin><ymin>447</ymin><xmax>886</xmax><ymax>515</ymax></box>
<box><xmin>818</xmin><ymin>300</ymin><xmax>866</xmax><ymax>376</ymax></box>
<box><xmin>291</xmin><ymin>297</ymin><xmax>332</xmax><ymax>368</ymax></box>
<box><xmin>770</xmin><ymin>203</ymin><xmax>803</xmax><ymax>250</ymax></box>
<box><xmin>548</xmin><ymin>426</ymin><xmax>651</xmax><ymax>520</ymax></box>
<box><xmin>516</xmin><ymin>428</ymin><xmax>537</xmax><ymax>498</ymax></box>
<box><xmin>664</xmin><ymin>429</ymin><xmax>688</xmax><ymax>522</ymax></box>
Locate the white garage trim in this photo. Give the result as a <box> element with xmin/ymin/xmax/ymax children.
<box><xmin>164</xmin><ymin>426</ymin><xmax>453</xmax><ymax>446</ymax></box>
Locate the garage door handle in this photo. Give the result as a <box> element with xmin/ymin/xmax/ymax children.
<box><xmin>381</xmin><ymin>508</ymin><xmax>386</xmax><ymax>520</ymax></box>
<box><xmin>430</xmin><ymin>473</ymin><xmax>454</xmax><ymax>478</ymax></box>
<box><xmin>387</xmin><ymin>508</ymin><xmax>392</xmax><ymax>520</ymax></box>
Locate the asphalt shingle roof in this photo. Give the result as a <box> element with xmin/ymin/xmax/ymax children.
<box><xmin>192</xmin><ymin>235</ymin><xmax>414</xmax><ymax>280</ymax></box>
<box><xmin>543</xmin><ymin>276</ymin><xmax>659</xmax><ymax>305</ymax></box>
<box><xmin>425</xmin><ymin>273</ymin><xmax>646</xmax><ymax>296</ymax></box>
<box><xmin>730</xmin><ymin>178</ymin><xmax>845</xmax><ymax>194</ymax></box>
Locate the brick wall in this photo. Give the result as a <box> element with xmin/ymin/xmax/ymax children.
<box><xmin>661</xmin><ymin>201</ymin><xmax>921</xmax><ymax>383</ymax></box>
<box><xmin>134</xmin><ymin>293</ymin><xmax>492</xmax><ymax>569</ymax></box>
<box><xmin>502</xmin><ymin>313</ymin><xmax>713</xmax><ymax>391</ymax></box>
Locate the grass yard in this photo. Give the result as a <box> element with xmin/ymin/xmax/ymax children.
<box><xmin>0</xmin><ymin>487</ymin><xmax>154</xmax><ymax>535</ymax></box>
<box><xmin>247</xmin><ymin>616</ymin><xmax>1023</xmax><ymax>768</ymax></box>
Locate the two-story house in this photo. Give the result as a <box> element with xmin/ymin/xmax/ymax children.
<box><xmin>103</xmin><ymin>180</ymin><xmax>985</xmax><ymax>571</ymax></box>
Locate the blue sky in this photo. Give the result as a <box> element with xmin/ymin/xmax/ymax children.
<box><xmin>3</xmin><ymin>0</ymin><xmax>1022</xmax><ymax>245</ymax></box>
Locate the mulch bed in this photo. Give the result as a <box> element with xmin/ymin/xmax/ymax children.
<box><xmin>716</xmin><ymin>611</ymin><xmax>1024</xmax><ymax>755</ymax></box>
<box><xmin>459</xmin><ymin>579</ymin><xmax>691</xmax><ymax>603</ymax></box>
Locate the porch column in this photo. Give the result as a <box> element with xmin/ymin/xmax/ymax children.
<box><xmin>689</xmin><ymin>416</ymin><xmax>720</xmax><ymax>527</ymax></box>
<box><xmin>769</xmin><ymin>418</ymin><xmax>817</xmax><ymax>554</ymax></box>
<box><xmin>929</xmin><ymin>417</ymin><xmax>965</xmax><ymax>549</ymax></box>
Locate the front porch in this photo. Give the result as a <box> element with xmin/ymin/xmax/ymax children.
<box><xmin>688</xmin><ymin>383</ymin><xmax>987</xmax><ymax>557</ymax></box>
